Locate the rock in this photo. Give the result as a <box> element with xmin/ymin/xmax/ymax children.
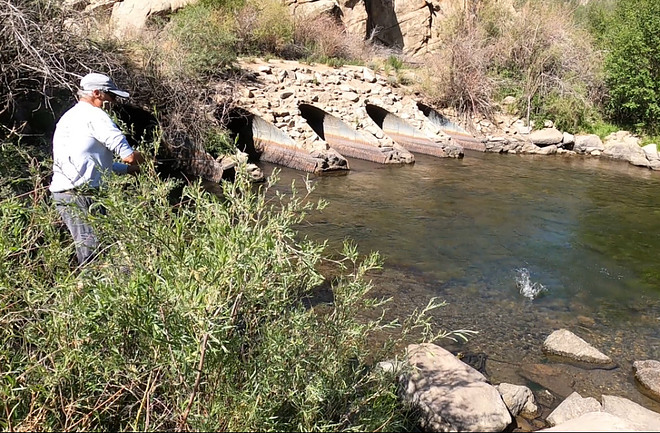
<box><xmin>562</xmin><ymin>132</ymin><xmax>575</xmax><ymax>148</ymax></box>
<box><xmin>521</xmin><ymin>142</ymin><xmax>541</xmax><ymax>154</ymax></box>
<box><xmin>642</xmin><ymin>143</ymin><xmax>660</xmax><ymax>170</ymax></box>
<box><xmin>111</xmin><ymin>0</ymin><xmax>198</xmax><ymax>35</ymax></box>
<box><xmin>602</xmin><ymin>131</ymin><xmax>649</xmax><ymax>167</ymax></box>
<box><xmin>633</xmin><ymin>360</ymin><xmax>660</xmax><ymax>402</ymax></box>
<box><xmin>362</xmin><ymin>67</ymin><xmax>377</xmax><ymax>83</ymax></box>
<box><xmin>400</xmin><ymin>343</ymin><xmax>512</xmax><ymax>432</ymax></box>
<box><xmin>528</xmin><ymin>127</ymin><xmax>563</xmax><ymax>146</ymax></box>
<box><xmin>573</xmin><ymin>134</ymin><xmax>604</xmax><ymax>154</ymax></box>
<box><xmin>546</xmin><ymin>391</ymin><xmax>602</xmax><ymax>426</ymax></box>
<box><xmin>536</xmin><ymin>144</ymin><xmax>557</xmax><ymax>155</ymax></box>
<box><xmin>520</xmin><ymin>364</ymin><xmax>575</xmax><ymax>396</ymax></box>
<box><xmin>543</xmin><ymin>329</ymin><xmax>613</xmax><ymax>366</ymax></box>
<box><xmin>601</xmin><ymin>394</ymin><xmax>660</xmax><ymax>430</ymax></box>
<box><xmin>539</xmin><ymin>411</ymin><xmax>645</xmax><ymax>431</ymax></box>
<box><xmin>496</xmin><ymin>383</ymin><xmax>538</xmax><ymax>418</ymax></box>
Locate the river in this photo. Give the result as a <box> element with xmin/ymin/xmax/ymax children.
<box><xmin>260</xmin><ymin>150</ymin><xmax>660</xmax><ymax>415</ymax></box>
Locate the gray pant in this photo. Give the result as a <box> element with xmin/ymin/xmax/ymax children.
<box><xmin>52</xmin><ymin>191</ymin><xmax>105</xmax><ymax>265</ymax></box>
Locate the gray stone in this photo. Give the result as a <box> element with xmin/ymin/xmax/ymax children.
<box><xmin>601</xmin><ymin>394</ymin><xmax>660</xmax><ymax>430</ymax></box>
<box><xmin>537</xmin><ymin>144</ymin><xmax>558</xmax><ymax>155</ymax></box>
<box><xmin>528</xmin><ymin>127</ymin><xmax>563</xmax><ymax>146</ymax></box>
<box><xmin>496</xmin><ymin>383</ymin><xmax>538</xmax><ymax>417</ymax></box>
<box><xmin>574</xmin><ymin>134</ymin><xmax>604</xmax><ymax>154</ymax></box>
<box><xmin>546</xmin><ymin>391</ymin><xmax>602</xmax><ymax>426</ymax></box>
<box><xmin>111</xmin><ymin>0</ymin><xmax>197</xmax><ymax>35</ymax></box>
<box><xmin>539</xmin><ymin>411</ymin><xmax>645</xmax><ymax>431</ymax></box>
<box><xmin>543</xmin><ymin>329</ymin><xmax>612</xmax><ymax>365</ymax></box>
<box><xmin>401</xmin><ymin>343</ymin><xmax>512</xmax><ymax>432</ymax></box>
<box><xmin>633</xmin><ymin>360</ymin><xmax>660</xmax><ymax>402</ymax></box>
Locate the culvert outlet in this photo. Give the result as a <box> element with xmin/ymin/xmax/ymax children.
<box><xmin>226</xmin><ymin>109</ymin><xmax>349</xmax><ymax>173</ymax></box>
<box><xmin>416</xmin><ymin>102</ymin><xmax>485</xmax><ymax>151</ymax></box>
<box><xmin>365</xmin><ymin>104</ymin><xmax>457</xmax><ymax>158</ymax></box>
<box><xmin>298</xmin><ymin>104</ymin><xmax>414</xmax><ymax>164</ymax></box>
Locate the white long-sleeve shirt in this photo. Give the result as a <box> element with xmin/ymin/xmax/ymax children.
<box><xmin>49</xmin><ymin>101</ymin><xmax>135</xmax><ymax>193</ymax></box>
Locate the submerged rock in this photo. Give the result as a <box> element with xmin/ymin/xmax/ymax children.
<box><xmin>633</xmin><ymin>360</ymin><xmax>660</xmax><ymax>402</ymax></box>
<box><xmin>543</xmin><ymin>329</ymin><xmax>613</xmax><ymax>366</ymax></box>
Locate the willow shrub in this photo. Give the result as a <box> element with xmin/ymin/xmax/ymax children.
<box><xmin>602</xmin><ymin>0</ymin><xmax>660</xmax><ymax>134</ymax></box>
<box><xmin>0</xmin><ymin>153</ymin><xmax>458</xmax><ymax>431</ymax></box>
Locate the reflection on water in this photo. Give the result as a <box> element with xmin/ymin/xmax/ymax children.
<box><xmin>260</xmin><ymin>151</ymin><xmax>660</xmax><ymax>412</ymax></box>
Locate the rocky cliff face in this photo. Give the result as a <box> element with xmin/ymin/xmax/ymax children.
<box><xmin>69</xmin><ymin>0</ymin><xmax>513</xmax><ymax>57</ymax></box>
<box><xmin>287</xmin><ymin>0</ymin><xmax>514</xmax><ymax>57</ymax></box>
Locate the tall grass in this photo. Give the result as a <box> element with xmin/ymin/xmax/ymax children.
<box><xmin>417</xmin><ymin>0</ymin><xmax>604</xmax><ymax>132</ymax></box>
<box><xmin>0</xmin><ymin>141</ymin><xmax>460</xmax><ymax>431</ymax></box>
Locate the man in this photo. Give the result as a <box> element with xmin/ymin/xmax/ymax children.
<box><xmin>50</xmin><ymin>72</ymin><xmax>145</xmax><ymax>266</ymax></box>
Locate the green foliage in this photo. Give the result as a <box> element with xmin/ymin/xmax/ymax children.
<box><xmin>583</xmin><ymin>120</ymin><xmax>619</xmax><ymax>139</ymax></box>
<box><xmin>203</xmin><ymin>127</ymin><xmax>236</xmax><ymax>158</ymax></box>
<box><xmin>0</xmin><ymin>143</ymin><xmax>460</xmax><ymax>431</ymax></box>
<box><xmin>640</xmin><ymin>135</ymin><xmax>660</xmax><ymax>148</ymax></box>
<box><xmin>527</xmin><ymin>89</ymin><xmax>602</xmax><ymax>133</ymax></box>
<box><xmin>602</xmin><ymin>0</ymin><xmax>660</xmax><ymax>134</ymax></box>
<box><xmin>166</xmin><ymin>4</ymin><xmax>238</xmax><ymax>76</ymax></box>
<box><xmin>234</xmin><ymin>0</ymin><xmax>294</xmax><ymax>55</ymax></box>
<box><xmin>386</xmin><ymin>56</ymin><xmax>404</xmax><ymax>72</ymax></box>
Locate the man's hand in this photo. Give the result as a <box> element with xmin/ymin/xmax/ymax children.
<box><xmin>122</xmin><ymin>151</ymin><xmax>146</xmax><ymax>166</ymax></box>
<box><xmin>122</xmin><ymin>151</ymin><xmax>146</xmax><ymax>175</ymax></box>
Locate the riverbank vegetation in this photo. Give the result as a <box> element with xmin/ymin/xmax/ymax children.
<box><xmin>1</xmin><ymin>0</ymin><xmax>658</xmax><ymax>430</ymax></box>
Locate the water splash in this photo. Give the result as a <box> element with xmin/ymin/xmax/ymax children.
<box><xmin>515</xmin><ymin>268</ymin><xmax>547</xmax><ymax>300</ymax></box>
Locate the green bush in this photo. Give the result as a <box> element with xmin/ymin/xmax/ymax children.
<box><xmin>165</xmin><ymin>4</ymin><xmax>239</xmax><ymax>77</ymax></box>
<box><xmin>0</xmin><ymin>144</ymin><xmax>461</xmax><ymax>431</ymax></box>
<box><xmin>602</xmin><ymin>0</ymin><xmax>660</xmax><ymax>134</ymax></box>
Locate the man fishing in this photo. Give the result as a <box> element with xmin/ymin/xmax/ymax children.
<box><xmin>49</xmin><ymin>72</ymin><xmax>145</xmax><ymax>266</ymax></box>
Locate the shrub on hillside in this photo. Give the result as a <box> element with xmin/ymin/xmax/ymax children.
<box><xmin>602</xmin><ymin>0</ymin><xmax>660</xmax><ymax>134</ymax></box>
<box><xmin>490</xmin><ymin>0</ymin><xmax>604</xmax><ymax>129</ymax></box>
<box><xmin>421</xmin><ymin>0</ymin><xmax>604</xmax><ymax>130</ymax></box>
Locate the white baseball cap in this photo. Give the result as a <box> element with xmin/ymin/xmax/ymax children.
<box><xmin>80</xmin><ymin>72</ymin><xmax>130</xmax><ymax>98</ymax></box>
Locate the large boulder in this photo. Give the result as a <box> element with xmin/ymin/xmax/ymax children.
<box><xmin>546</xmin><ymin>391</ymin><xmax>602</xmax><ymax>426</ymax></box>
<box><xmin>602</xmin><ymin>131</ymin><xmax>650</xmax><ymax>168</ymax></box>
<box><xmin>642</xmin><ymin>143</ymin><xmax>660</xmax><ymax>170</ymax></box>
<box><xmin>400</xmin><ymin>343</ymin><xmax>512</xmax><ymax>432</ymax></box>
<box><xmin>528</xmin><ymin>127</ymin><xmax>563</xmax><ymax>147</ymax></box>
<box><xmin>111</xmin><ymin>0</ymin><xmax>199</xmax><ymax>35</ymax></box>
<box><xmin>573</xmin><ymin>134</ymin><xmax>604</xmax><ymax>155</ymax></box>
<box><xmin>601</xmin><ymin>394</ymin><xmax>660</xmax><ymax>430</ymax></box>
<box><xmin>539</xmin><ymin>411</ymin><xmax>645</xmax><ymax>432</ymax></box>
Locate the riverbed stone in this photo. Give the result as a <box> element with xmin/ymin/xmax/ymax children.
<box><xmin>400</xmin><ymin>343</ymin><xmax>512</xmax><ymax>432</ymax></box>
<box><xmin>542</xmin><ymin>329</ymin><xmax>613</xmax><ymax>366</ymax></box>
<box><xmin>601</xmin><ymin>394</ymin><xmax>660</xmax><ymax>430</ymax></box>
<box><xmin>495</xmin><ymin>383</ymin><xmax>538</xmax><ymax>418</ymax></box>
<box><xmin>519</xmin><ymin>363</ymin><xmax>575</xmax><ymax>398</ymax></box>
<box><xmin>539</xmin><ymin>411</ymin><xmax>644</xmax><ymax>431</ymax></box>
<box><xmin>632</xmin><ymin>360</ymin><xmax>660</xmax><ymax>402</ymax></box>
<box><xmin>546</xmin><ymin>391</ymin><xmax>602</xmax><ymax>426</ymax></box>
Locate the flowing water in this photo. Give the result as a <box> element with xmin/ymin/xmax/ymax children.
<box><xmin>258</xmin><ymin>150</ymin><xmax>660</xmax><ymax>414</ymax></box>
